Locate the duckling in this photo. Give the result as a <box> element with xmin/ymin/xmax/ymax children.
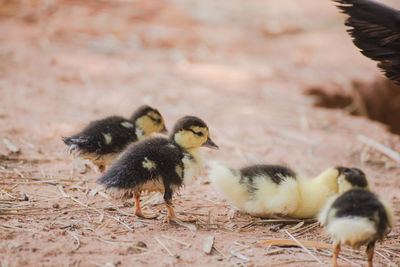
<box><xmin>97</xmin><ymin>116</ymin><xmax>218</xmax><ymax>222</ymax></box>
<box><xmin>333</xmin><ymin>0</ymin><xmax>400</xmax><ymax>83</ymax></box>
<box><xmin>209</xmin><ymin>164</ymin><xmax>365</xmax><ymax>219</ymax></box>
<box><xmin>62</xmin><ymin>105</ymin><xmax>167</xmax><ymax>173</ymax></box>
<box><xmin>319</xmin><ymin>171</ymin><xmax>395</xmax><ymax>267</ymax></box>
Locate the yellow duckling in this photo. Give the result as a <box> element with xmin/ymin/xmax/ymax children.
<box><xmin>62</xmin><ymin>105</ymin><xmax>167</xmax><ymax>173</ymax></box>
<box><xmin>97</xmin><ymin>116</ymin><xmax>218</xmax><ymax>222</ymax></box>
<box><xmin>319</xmin><ymin>169</ymin><xmax>395</xmax><ymax>267</ymax></box>
<box><xmin>209</xmin><ymin>163</ymin><xmax>363</xmax><ymax>218</ymax></box>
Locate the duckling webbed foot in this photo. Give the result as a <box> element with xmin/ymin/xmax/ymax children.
<box><xmin>134</xmin><ymin>194</ymin><xmax>159</xmax><ymax>219</ymax></box>
<box><xmin>164</xmin><ymin>204</ymin><xmax>197</xmax><ymax>223</ymax></box>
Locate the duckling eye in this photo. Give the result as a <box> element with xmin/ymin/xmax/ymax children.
<box><xmin>148</xmin><ymin>116</ymin><xmax>162</xmax><ymax>124</ymax></box>
<box><xmin>189</xmin><ymin>129</ymin><xmax>203</xmax><ymax>136</ymax></box>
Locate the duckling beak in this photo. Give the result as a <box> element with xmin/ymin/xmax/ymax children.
<box><xmin>160</xmin><ymin>126</ymin><xmax>168</xmax><ymax>135</ymax></box>
<box><xmin>202</xmin><ymin>137</ymin><xmax>219</xmax><ymax>149</ymax></box>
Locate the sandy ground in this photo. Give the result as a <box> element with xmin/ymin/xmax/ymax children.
<box><xmin>1</xmin><ymin>0</ymin><xmax>400</xmax><ymax>266</ymax></box>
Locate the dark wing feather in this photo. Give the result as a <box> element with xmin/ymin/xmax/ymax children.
<box><xmin>97</xmin><ymin>138</ymin><xmax>184</xmax><ymax>189</ymax></box>
<box><xmin>334</xmin><ymin>0</ymin><xmax>400</xmax><ymax>83</ymax></box>
<box><xmin>63</xmin><ymin>116</ymin><xmax>137</xmax><ymax>155</ymax></box>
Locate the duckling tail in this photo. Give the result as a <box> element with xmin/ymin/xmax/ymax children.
<box><xmin>208</xmin><ymin>162</ymin><xmax>248</xmax><ymax>209</ymax></box>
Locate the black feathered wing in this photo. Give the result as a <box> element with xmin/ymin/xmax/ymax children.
<box><xmin>63</xmin><ymin>116</ymin><xmax>137</xmax><ymax>155</ymax></box>
<box><xmin>334</xmin><ymin>0</ymin><xmax>400</xmax><ymax>83</ymax></box>
<box><xmin>97</xmin><ymin>138</ymin><xmax>184</xmax><ymax>190</ymax></box>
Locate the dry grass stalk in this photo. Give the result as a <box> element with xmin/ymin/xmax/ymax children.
<box><xmin>375</xmin><ymin>250</ymin><xmax>397</xmax><ymax>266</ymax></box>
<box><xmin>284</xmin><ymin>230</ymin><xmax>323</xmax><ymax>264</ymax></box>
<box><xmin>262</xmin><ymin>239</ymin><xmax>332</xmax><ymax>249</ymax></box>
<box><xmin>269</xmin><ymin>259</ymin><xmax>317</xmax><ymax>266</ymax></box>
<box><xmin>315</xmin><ymin>248</ymin><xmax>362</xmax><ymax>267</ymax></box>
<box><xmin>357</xmin><ymin>135</ymin><xmax>400</xmax><ymax>162</ymax></box>
<box><xmin>161</xmin><ymin>235</ymin><xmax>190</xmax><ymax>248</ymax></box>
<box><xmin>2</xmin><ymin>176</ymin><xmax>81</xmax><ymax>183</ymax></box>
<box><xmin>154</xmin><ymin>236</ymin><xmax>175</xmax><ymax>257</ymax></box>
<box><xmin>292</xmin><ymin>222</ymin><xmax>320</xmax><ymax>236</ymax></box>
<box><xmin>230</xmin><ymin>250</ymin><xmax>250</xmax><ymax>261</ymax></box>
<box><xmin>67</xmin><ymin>230</ymin><xmax>81</xmax><ymax>251</ymax></box>
<box><xmin>241</xmin><ymin>218</ymin><xmax>315</xmax><ymax>229</ymax></box>
<box><xmin>68</xmin><ymin>194</ymin><xmax>134</xmax><ymax>231</ymax></box>
<box><xmin>169</xmin><ymin>216</ymin><xmax>196</xmax><ymax>232</ymax></box>
<box><xmin>3</xmin><ymin>138</ymin><xmax>20</xmax><ymax>153</ymax></box>
<box><xmin>12</xmin><ymin>168</ymin><xmax>24</xmax><ymax>178</ymax></box>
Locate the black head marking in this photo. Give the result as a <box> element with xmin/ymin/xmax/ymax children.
<box><xmin>337</xmin><ymin>167</ymin><xmax>368</xmax><ymax>188</ymax></box>
<box><xmin>170</xmin><ymin>116</ymin><xmax>208</xmax><ymax>137</ymax></box>
<box><xmin>129</xmin><ymin>105</ymin><xmax>162</xmax><ymax>122</ymax></box>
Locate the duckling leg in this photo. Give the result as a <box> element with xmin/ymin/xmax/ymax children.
<box><xmin>163</xmin><ymin>190</ymin><xmax>197</xmax><ymax>223</ymax></box>
<box><xmin>133</xmin><ymin>192</ymin><xmax>159</xmax><ymax>219</ymax></box>
<box><xmin>332</xmin><ymin>242</ymin><xmax>341</xmax><ymax>267</ymax></box>
<box><xmin>366</xmin><ymin>241</ymin><xmax>375</xmax><ymax>267</ymax></box>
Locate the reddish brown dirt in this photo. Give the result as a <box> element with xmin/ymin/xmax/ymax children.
<box><xmin>1</xmin><ymin>1</ymin><xmax>400</xmax><ymax>266</ymax></box>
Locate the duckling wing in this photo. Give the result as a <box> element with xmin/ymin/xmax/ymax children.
<box><xmin>334</xmin><ymin>0</ymin><xmax>400</xmax><ymax>83</ymax></box>
<box><xmin>97</xmin><ymin>138</ymin><xmax>184</xmax><ymax>190</ymax></box>
<box><xmin>63</xmin><ymin>116</ymin><xmax>137</xmax><ymax>155</ymax></box>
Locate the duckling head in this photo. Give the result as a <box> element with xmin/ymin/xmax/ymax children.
<box><xmin>337</xmin><ymin>167</ymin><xmax>369</xmax><ymax>193</ymax></box>
<box><xmin>130</xmin><ymin>105</ymin><xmax>167</xmax><ymax>137</ymax></box>
<box><xmin>171</xmin><ymin>116</ymin><xmax>219</xmax><ymax>150</ymax></box>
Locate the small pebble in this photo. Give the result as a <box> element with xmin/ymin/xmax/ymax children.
<box><xmin>52</xmin><ymin>203</ymin><xmax>60</xmax><ymax>209</ymax></box>
<box><xmin>269</xmin><ymin>223</ymin><xmax>284</xmax><ymax>232</ymax></box>
<box><xmin>136</xmin><ymin>241</ymin><xmax>147</xmax><ymax>248</ymax></box>
<box><xmin>19</xmin><ymin>193</ymin><xmax>29</xmax><ymax>201</ymax></box>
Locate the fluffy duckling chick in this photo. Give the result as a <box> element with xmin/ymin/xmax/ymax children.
<box><xmin>97</xmin><ymin>116</ymin><xmax>218</xmax><ymax>222</ymax></box>
<box><xmin>209</xmin><ymin>164</ymin><xmax>365</xmax><ymax>218</ymax></box>
<box><xmin>319</xmin><ymin>171</ymin><xmax>395</xmax><ymax>267</ymax></box>
<box><xmin>62</xmin><ymin>105</ymin><xmax>167</xmax><ymax>173</ymax></box>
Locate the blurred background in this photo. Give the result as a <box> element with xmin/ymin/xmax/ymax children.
<box><xmin>1</xmin><ymin>0</ymin><xmax>399</xmax><ymax>171</ymax></box>
<box><xmin>1</xmin><ymin>1</ymin><xmax>400</xmax><ymax>266</ymax></box>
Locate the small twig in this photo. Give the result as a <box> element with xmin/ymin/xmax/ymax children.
<box><xmin>13</xmin><ymin>168</ymin><xmax>24</xmax><ymax>178</ymax></box>
<box><xmin>67</xmin><ymin>230</ymin><xmax>81</xmax><ymax>251</ymax></box>
<box><xmin>155</xmin><ymin>236</ymin><xmax>175</xmax><ymax>257</ymax></box>
<box><xmin>293</xmin><ymin>222</ymin><xmax>320</xmax><ymax>236</ymax></box>
<box><xmin>68</xmin><ymin>196</ymin><xmax>133</xmax><ymax>231</ymax></box>
<box><xmin>230</xmin><ymin>250</ymin><xmax>250</xmax><ymax>261</ymax></box>
<box><xmin>284</xmin><ymin>230</ymin><xmax>323</xmax><ymax>264</ymax></box>
<box><xmin>357</xmin><ymin>135</ymin><xmax>400</xmax><ymax>162</ymax></box>
<box><xmin>262</xmin><ymin>239</ymin><xmax>332</xmax><ymax>249</ymax></box>
<box><xmin>241</xmin><ymin>218</ymin><xmax>315</xmax><ymax>229</ymax></box>
<box><xmin>213</xmin><ymin>246</ymin><xmax>228</xmax><ymax>259</ymax></box>
<box><xmin>161</xmin><ymin>235</ymin><xmax>190</xmax><ymax>248</ymax></box>
<box><xmin>169</xmin><ymin>216</ymin><xmax>196</xmax><ymax>232</ymax></box>
<box><xmin>375</xmin><ymin>250</ymin><xmax>397</xmax><ymax>266</ymax></box>
<box><xmin>3</xmin><ymin>138</ymin><xmax>20</xmax><ymax>153</ymax></box>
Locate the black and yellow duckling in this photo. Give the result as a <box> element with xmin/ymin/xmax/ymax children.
<box><xmin>97</xmin><ymin>116</ymin><xmax>218</xmax><ymax>222</ymax></box>
<box><xmin>209</xmin><ymin>164</ymin><xmax>366</xmax><ymax>219</ymax></box>
<box><xmin>318</xmin><ymin>169</ymin><xmax>395</xmax><ymax>267</ymax></box>
<box><xmin>62</xmin><ymin>105</ymin><xmax>167</xmax><ymax>173</ymax></box>
<box><xmin>333</xmin><ymin>0</ymin><xmax>400</xmax><ymax>83</ymax></box>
